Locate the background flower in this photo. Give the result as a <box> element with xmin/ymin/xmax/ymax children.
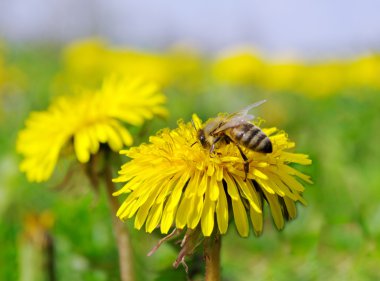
<box><xmin>17</xmin><ymin>75</ymin><xmax>167</xmax><ymax>182</ymax></box>
<box><xmin>212</xmin><ymin>48</ymin><xmax>380</xmax><ymax>97</ymax></box>
<box><xmin>53</xmin><ymin>39</ymin><xmax>202</xmax><ymax>94</ymax></box>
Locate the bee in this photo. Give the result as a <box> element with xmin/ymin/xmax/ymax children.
<box><xmin>196</xmin><ymin>100</ymin><xmax>272</xmax><ymax>179</ymax></box>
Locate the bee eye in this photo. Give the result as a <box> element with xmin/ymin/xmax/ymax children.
<box><xmin>197</xmin><ymin>130</ymin><xmax>207</xmax><ymax>147</ymax></box>
<box><xmin>199</xmin><ymin>134</ymin><xmax>205</xmax><ymax>145</ymax></box>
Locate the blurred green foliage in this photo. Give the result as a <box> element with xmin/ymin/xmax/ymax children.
<box><xmin>1</xmin><ymin>44</ymin><xmax>380</xmax><ymax>281</ymax></box>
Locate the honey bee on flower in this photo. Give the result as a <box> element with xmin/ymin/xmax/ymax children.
<box><xmin>196</xmin><ymin>100</ymin><xmax>272</xmax><ymax>180</ymax></box>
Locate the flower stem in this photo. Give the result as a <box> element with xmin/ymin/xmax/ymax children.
<box><xmin>103</xmin><ymin>158</ymin><xmax>135</xmax><ymax>281</ymax></box>
<box><xmin>204</xmin><ymin>234</ymin><xmax>221</xmax><ymax>281</ymax></box>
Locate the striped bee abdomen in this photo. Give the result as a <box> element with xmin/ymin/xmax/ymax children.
<box><xmin>229</xmin><ymin>123</ymin><xmax>272</xmax><ymax>153</ymax></box>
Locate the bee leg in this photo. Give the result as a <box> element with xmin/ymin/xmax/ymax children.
<box><xmin>236</xmin><ymin>145</ymin><xmax>249</xmax><ymax>181</ymax></box>
<box><xmin>210</xmin><ymin>136</ymin><xmax>222</xmax><ymax>154</ymax></box>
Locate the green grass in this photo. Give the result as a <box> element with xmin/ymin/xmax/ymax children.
<box><xmin>1</xmin><ymin>45</ymin><xmax>380</xmax><ymax>281</ymax></box>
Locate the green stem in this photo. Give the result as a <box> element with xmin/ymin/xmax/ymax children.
<box><xmin>103</xmin><ymin>159</ymin><xmax>135</xmax><ymax>281</ymax></box>
<box><xmin>204</xmin><ymin>234</ymin><xmax>221</xmax><ymax>281</ymax></box>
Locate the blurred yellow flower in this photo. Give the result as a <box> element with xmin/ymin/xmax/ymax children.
<box><xmin>55</xmin><ymin>39</ymin><xmax>202</xmax><ymax>93</ymax></box>
<box><xmin>17</xmin><ymin>76</ymin><xmax>167</xmax><ymax>182</ymax></box>
<box><xmin>346</xmin><ymin>54</ymin><xmax>380</xmax><ymax>89</ymax></box>
<box><xmin>212</xmin><ymin>48</ymin><xmax>380</xmax><ymax>96</ymax></box>
<box><xmin>0</xmin><ymin>53</ymin><xmax>6</xmax><ymax>89</ymax></box>
<box><xmin>262</xmin><ymin>62</ymin><xmax>302</xmax><ymax>92</ymax></box>
<box><xmin>212</xmin><ymin>49</ymin><xmax>265</xmax><ymax>85</ymax></box>
<box><xmin>114</xmin><ymin>115</ymin><xmax>312</xmax><ymax>237</ymax></box>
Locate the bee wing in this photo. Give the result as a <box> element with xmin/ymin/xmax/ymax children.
<box><xmin>225</xmin><ymin>100</ymin><xmax>266</xmax><ymax>122</ymax></box>
<box><xmin>213</xmin><ymin>100</ymin><xmax>266</xmax><ymax>133</ymax></box>
<box><xmin>213</xmin><ymin>115</ymin><xmax>251</xmax><ymax>133</ymax></box>
<box><xmin>204</xmin><ymin>116</ymin><xmax>225</xmax><ymax>134</ymax></box>
<box><xmin>238</xmin><ymin>99</ymin><xmax>267</xmax><ymax>116</ymax></box>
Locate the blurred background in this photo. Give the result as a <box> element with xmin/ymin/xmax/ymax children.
<box><xmin>1</xmin><ymin>1</ymin><xmax>380</xmax><ymax>280</ymax></box>
<box><xmin>1</xmin><ymin>0</ymin><xmax>380</xmax><ymax>56</ymax></box>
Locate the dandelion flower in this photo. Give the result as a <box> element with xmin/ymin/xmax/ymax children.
<box><xmin>17</xmin><ymin>76</ymin><xmax>167</xmax><ymax>182</ymax></box>
<box><xmin>212</xmin><ymin>48</ymin><xmax>380</xmax><ymax>97</ymax></box>
<box><xmin>114</xmin><ymin>114</ymin><xmax>312</xmax><ymax>238</ymax></box>
<box><xmin>56</xmin><ymin>39</ymin><xmax>202</xmax><ymax>92</ymax></box>
<box><xmin>212</xmin><ymin>48</ymin><xmax>265</xmax><ymax>86</ymax></box>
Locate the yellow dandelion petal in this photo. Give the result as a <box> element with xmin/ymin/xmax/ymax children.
<box><xmin>216</xmin><ymin>181</ymin><xmax>229</xmax><ymax>234</ymax></box>
<box><xmin>74</xmin><ymin>130</ymin><xmax>91</xmax><ymax>163</ymax></box>
<box><xmin>160</xmin><ymin>197</ymin><xmax>179</xmax><ymax>234</ymax></box>
<box><xmin>101</xmin><ymin>123</ymin><xmax>124</xmax><ymax>151</ymax></box>
<box><xmin>249</xmin><ymin>205</ymin><xmax>263</xmax><ymax>236</ymax></box>
<box><xmin>117</xmin><ymin>126</ymin><xmax>134</xmax><ymax>147</ymax></box>
<box><xmin>215</xmin><ymin>165</ymin><xmax>224</xmax><ymax>181</ymax></box>
<box><xmin>235</xmin><ymin>176</ymin><xmax>262</xmax><ymax>213</ymax></box>
<box><xmin>184</xmin><ymin>170</ymin><xmax>201</xmax><ymax>198</ymax></box>
<box><xmin>250</xmin><ymin>167</ymin><xmax>269</xmax><ymax>180</ymax></box>
<box><xmin>156</xmin><ymin>177</ymin><xmax>178</xmax><ymax>203</ymax></box>
<box><xmin>112</xmin><ymin>175</ymin><xmax>141</xmax><ymax>195</ymax></box>
<box><xmin>231</xmin><ymin>195</ymin><xmax>249</xmax><ymax>237</ymax></box>
<box><xmin>197</xmin><ymin>172</ymin><xmax>208</xmax><ymax>197</ymax></box>
<box><xmin>94</xmin><ymin>123</ymin><xmax>108</xmax><ymax>143</ymax></box>
<box><xmin>114</xmin><ymin>114</ymin><xmax>312</xmax><ymax>237</ymax></box>
<box><xmin>187</xmin><ymin>195</ymin><xmax>204</xmax><ymax>229</ymax></box>
<box><xmin>255</xmin><ymin>178</ymin><xmax>276</xmax><ymax>195</ymax></box>
<box><xmin>159</xmin><ymin>175</ymin><xmax>185</xmax><ymax>233</ymax></box>
<box><xmin>167</xmin><ymin>171</ymin><xmax>191</xmax><ymax>212</ymax></box>
<box><xmin>268</xmin><ymin>174</ymin><xmax>303</xmax><ymax>202</ymax></box>
<box><xmin>274</xmin><ymin>169</ymin><xmax>306</xmax><ymax>193</ymax></box>
<box><xmin>135</xmin><ymin>189</ymin><xmax>159</xmax><ymax>230</ymax></box>
<box><xmin>116</xmin><ymin>195</ymin><xmax>136</xmax><ymax>218</ymax></box>
<box><xmin>283</xmin><ymin>197</ymin><xmax>297</xmax><ymax>219</ymax></box>
<box><xmin>208</xmin><ymin>175</ymin><xmax>219</xmax><ymax>201</ymax></box>
<box><xmin>264</xmin><ymin>191</ymin><xmax>285</xmax><ymax>230</ymax></box>
<box><xmin>279</xmin><ymin>151</ymin><xmax>312</xmax><ymax>165</ymax></box>
<box><xmin>223</xmin><ymin>172</ymin><xmax>240</xmax><ymax>200</ymax></box>
<box><xmin>279</xmin><ymin>164</ymin><xmax>313</xmax><ymax>184</ymax></box>
<box><xmin>146</xmin><ymin>201</ymin><xmax>164</xmax><ymax>233</ymax></box>
<box><xmin>176</xmin><ymin>195</ymin><xmax>192</xmax><ymax>229</ymax></box>
<box><xmin>201</xmin><ymin>194</ymin><xmax>216</xmax><ymax>236</ymax></box>
<box><xmin>86</xmin><ymin>126</ymin><xmax>100</xmax><ymax>154</ymax></box>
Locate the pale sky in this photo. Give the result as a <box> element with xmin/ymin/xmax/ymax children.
<box><xmin>0</xmin><ymin>0</ymin><xmax>379</xmax><ymax>58</ymax></box>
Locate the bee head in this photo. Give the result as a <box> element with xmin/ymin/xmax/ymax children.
<box><xmin>192</xmin><ymin>117</ymin><xmax>209</xmax><ymax>148</ymax></box>
<box><xmin>197</xmin><ymin>129</ymin><xmax>208</xmax><ymax>148</ymax></box>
